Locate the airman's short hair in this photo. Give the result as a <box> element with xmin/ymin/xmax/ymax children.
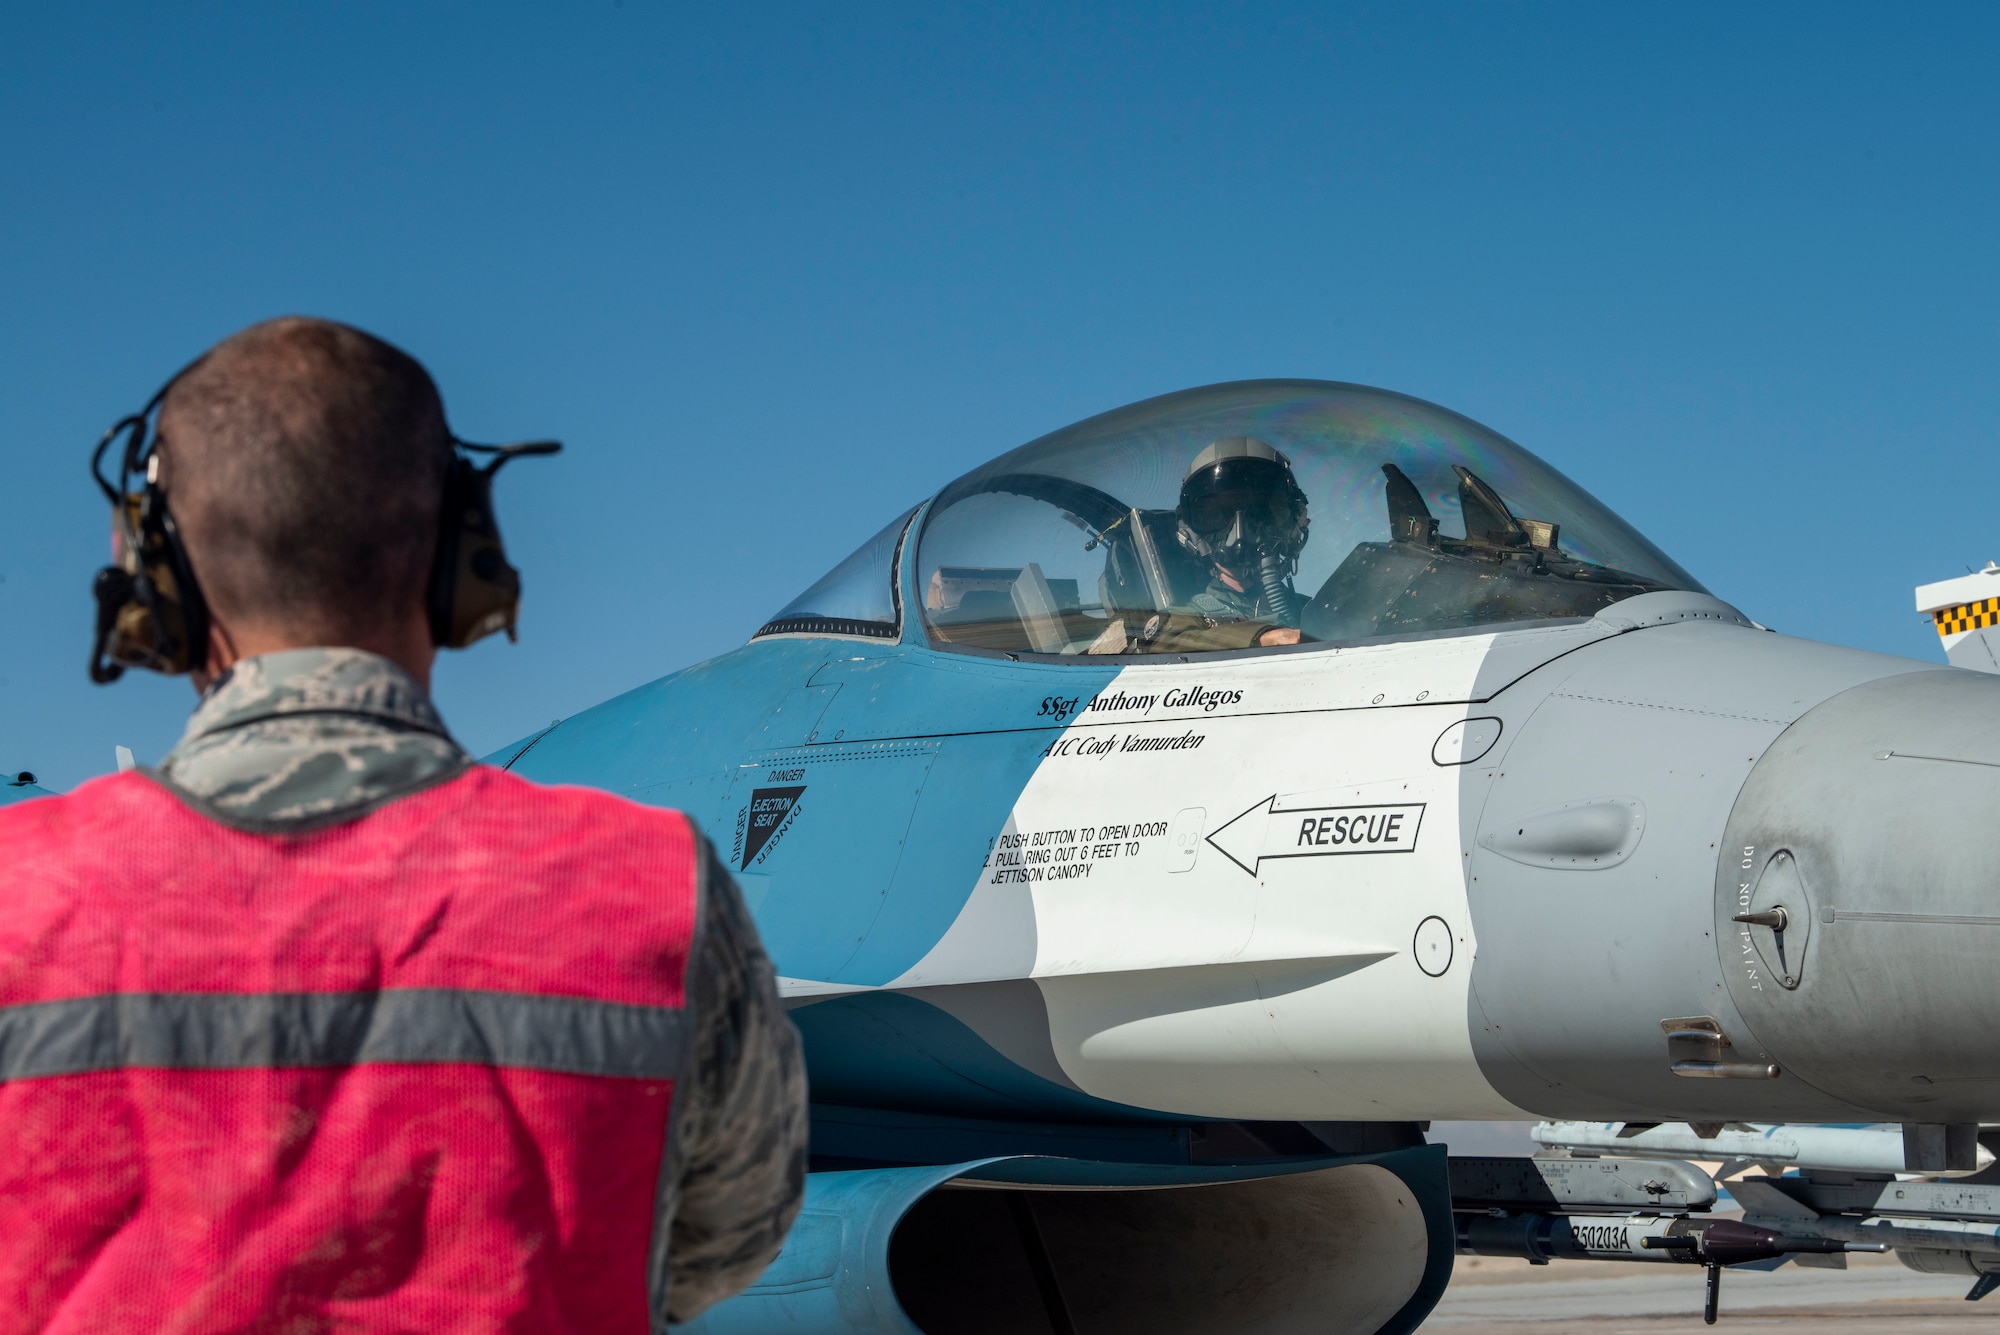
<box><xmin>159</xmin><ymin>317</ymin><xmax>451</xmax><ymax>642</ymax></box>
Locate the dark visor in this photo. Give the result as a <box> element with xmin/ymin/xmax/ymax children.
<box><xmin>1180</xmin><ymin>457</ymin><xmax>1298</xmax><ymax>536</ymax></box>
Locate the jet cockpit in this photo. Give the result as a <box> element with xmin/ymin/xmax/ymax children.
<box><xmin>761</xmin><ymin>380</ymin><xmax>1695</xmax><ymax>658</ymax></box>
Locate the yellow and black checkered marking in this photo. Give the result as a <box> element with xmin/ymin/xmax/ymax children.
<box><xmin>1934</xmin><ymin>596</ymin><xmax>2000</xmax><ymax>638</ymax></box>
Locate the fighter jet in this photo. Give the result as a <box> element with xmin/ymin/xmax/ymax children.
<box><xmin>1</xmin><ymin>770</ymin><xmax>49</xmax><ymax>806</ymax></box>
<box><xmin>497</xmin><ymin>379</ymin><xmax>2000</xmax><ymax>1334</ymax></box>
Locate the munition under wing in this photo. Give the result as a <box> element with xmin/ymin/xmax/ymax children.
<box><xmin>1536</xmin><ymin>1120</ymin><xmax>1996</xmax><ymax>1177</ymax></box>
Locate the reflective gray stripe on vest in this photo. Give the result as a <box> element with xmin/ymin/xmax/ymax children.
<box><xmin>0</xmin><ymin>989</ymin><xmax>689</xmax><ymax>1081</ymax></box>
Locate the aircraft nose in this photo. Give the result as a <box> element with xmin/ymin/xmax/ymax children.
<box><xmin>1718</xmin><ymin>668</ymin><xmax>2000</xmax><ymax>1119</ymax></box>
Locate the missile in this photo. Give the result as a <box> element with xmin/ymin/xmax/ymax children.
<box><xmin>1458</xmin><ymin>1211</ymin><xmax>1856</xmax><ymax>1325</ymax></box>
<box><xmin>1457</xmin><ymin>1211</ymin><xmax>1846</xmax><ymax>1266</ymax></box>
<box><xmin>1535</xmin><ymin>1121</ymin><xmax>1996</xmax><ymax>1176</ymax></box>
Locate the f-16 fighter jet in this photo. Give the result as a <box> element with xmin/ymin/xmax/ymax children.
<box><xmin>498</xmin><ymin>380</ymin><xmax>2000</xmax><ymax>1335</ymax></box>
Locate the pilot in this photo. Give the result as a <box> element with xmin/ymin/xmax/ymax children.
<box><xmin>2</xmin><ymin>318</ymin><xmax>805</xmax><ymax>1328</ymax></box>
<box><xmin>1175</xmin><ymin>436</ymin><xmax>1310</xmax><ymax>647</ymax></box>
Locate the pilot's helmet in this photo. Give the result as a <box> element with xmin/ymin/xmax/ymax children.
<box><xmin>1176</xmin><ymin>436</ymin><xmax>1310</xmax><ymax>569</ymax></box>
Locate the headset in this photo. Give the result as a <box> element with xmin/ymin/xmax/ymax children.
<box><xmin>89</xmin><ymin>363</ymin><xmax>561</xmax><ymax>683</ymax></box>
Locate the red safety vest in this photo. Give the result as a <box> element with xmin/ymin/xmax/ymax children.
<box><xmin>0</xmin><ymin>766</ymin><xmax>700</xmax><ymax>1333</ymax></box>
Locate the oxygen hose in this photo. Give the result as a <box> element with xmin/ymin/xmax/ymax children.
<box><xmin>1258</xmin><ymin>553</ymin><xmax>1298</xmax><ymax>624</ymax></box>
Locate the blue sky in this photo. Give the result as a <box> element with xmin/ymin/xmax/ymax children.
<box><xmin>4</xmin><ymin>3</ymin><xmax>1996</xmax><ymax>790</ymax></box>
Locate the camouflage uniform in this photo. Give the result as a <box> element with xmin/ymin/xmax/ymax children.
<box><xmin>156</xmin><ymin>647</ymin><xmax>807</xmax><ymax>1323</ymax></box>
<box><xmin>157</xmin><ymin>648</ymin><xmax>468</xmax><ymax>829</ymax></box>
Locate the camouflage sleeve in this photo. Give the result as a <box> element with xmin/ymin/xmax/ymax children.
<box><xmin>660</xmin><ymin>834</ymin><xmax>808</xmax><ymax>1324</ymax></box>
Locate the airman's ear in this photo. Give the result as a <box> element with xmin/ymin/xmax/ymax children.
<box><xmin>190</xmin><ymin>616</ymin><xmax>243</xmax><ymax>694</ymax></box>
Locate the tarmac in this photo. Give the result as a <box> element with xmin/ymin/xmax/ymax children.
<box><xmin>1430</xmin><ymin>1251</ymin><xmax>1987</xmax><ymax>1332</ymax></box>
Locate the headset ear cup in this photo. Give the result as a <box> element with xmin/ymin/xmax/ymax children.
<box><xmin>427</xmin><ymin>459</ymin><xmax>468</xmax><ymax>646</ymax></box>
<box><xmin>86</xmin><ymin>360</ymin><xmax>221</xmax><ymax>683</ymax></box>
<box><xmin>430</xmin><ymin>456</ymin><xmax>524</xmax><ymax>649</ymax></box>
<box><xmin>90</xmin><ymin>494</ymin><xmax>209</xmax><ymax>679</ymax></box>
<box><xmin>154</xmin><ymin>507</ymin><xmax>208</xmax><ymax>674</ymax></box>
<box><xmin>90</xmin><ymin>566</ymin><xmax>134</xmax><ymax>683</ymax></box>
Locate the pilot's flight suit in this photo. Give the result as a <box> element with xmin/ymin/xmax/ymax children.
<box><xmin>0</xmin><ymin>648</ymin><xmax>805</xmax><ymax>1332</ymax></box>
<box><xmin>1188</xmin><ymin>577</ymin><xmax>1266</xmax><ymax>625</ymax></box>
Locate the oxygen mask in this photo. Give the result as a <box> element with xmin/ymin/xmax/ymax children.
<box><xmin>1176</xmin><ymin>437</ymin><xmax>1311</xmax><ymax>621</ymax></box>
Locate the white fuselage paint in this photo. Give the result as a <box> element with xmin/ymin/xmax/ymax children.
<box><xmin>886</xmin><ymin>624</ymin><xmax>1616</xmax><ymax>1122</ymax></box>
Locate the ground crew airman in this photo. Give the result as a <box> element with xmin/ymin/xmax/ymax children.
<box><xmin>0</xmin><ymin>317</ymin><xmax>805</xmax><ymax>1331</ymax></box>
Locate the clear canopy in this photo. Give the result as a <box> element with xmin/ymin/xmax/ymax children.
<box><xmin>911</xmin><ymin>380</ymin><xmax>1701</xmax><ymax>657</ymax></box>
<box><xmin>755</xmin><ymin>505</ymin><xmax>919</xmax><ymax>639</ymax></box>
